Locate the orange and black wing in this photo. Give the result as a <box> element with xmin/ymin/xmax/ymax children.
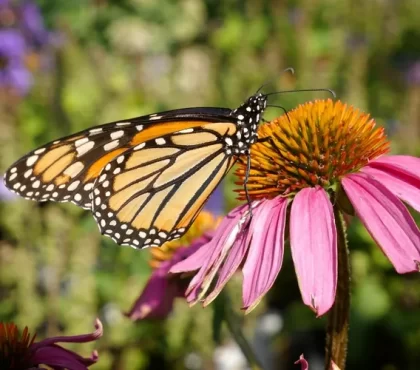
<box><xmin>90</xmin><ymin>122</ymin><xmax>237</xmax><ymax>249</ymax></box>
<box><xmin>3</xmin><ymin>107</ymin><xmax>233</xmax><ymax>210</ymax></box>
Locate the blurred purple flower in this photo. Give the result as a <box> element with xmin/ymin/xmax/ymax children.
<box><xmin>20</xmin><ymin>0</ymin><xmax>49</xmax><ymax>48</ymax></box>
<box><xmin>0</xmin><ymin>177</ymin><xmax>18</xmax><ymax>200</ymax></box>
<box><xmin>406</xmin><ymin>61</ymin><xmax>420</xmax><ymax>86</ymax></box>
<box><xmin>0</xmin><ymin>318</ymin><xmax>103</xmax><ymax>369</ymax></box>
<box><xmin>126</xmin><ymin>234</ymin><xmax>212</xmax><ymax>320</ymax></box>
<box><xmin>0</xmin><ymin>29</ymin><xmax>32</xmax><ymax>94</ymax></box>
<box><xmin>204</xmin><ymin>184</ymin><xmax>224</xmax><ymax>216</ymax></box>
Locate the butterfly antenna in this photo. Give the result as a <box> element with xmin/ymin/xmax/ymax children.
<box><xmin>255</xmin><ymin>67</ymin><xmax>295</xmax><ymax>95</ymax></box>
<box><xmin>266</xmin><ymin>88</ymin><xmax>336</xmax><ymax>98</ymax></box>
<box><xmin>267</xmin><ymin>104</ymin><xmax>292</xmax><ymax>124</ymax></box>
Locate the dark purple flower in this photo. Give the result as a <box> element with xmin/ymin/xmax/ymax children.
<box><xmin>0</xmin><ymin>318</ymin><xmax>103</xmax><ymax>369</ymax></box>
<box><xmin>20</xmin><ymin>1</ymin><xmax>49</xmax><ymax>48</ymax></box>
<box><xmin>0</xmin><ymin>29</ymin><xmax>32</xmax><ymax>94</ymax></box>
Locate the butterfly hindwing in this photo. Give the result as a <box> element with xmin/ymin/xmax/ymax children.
<box><xmin>91</xmin><ymin>125</ymin><xmax>237</xmax><ymax>249</ymax></box>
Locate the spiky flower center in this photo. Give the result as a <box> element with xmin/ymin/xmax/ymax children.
<box><xmin>149</xmin><ymin>211</ymin><xmax>219</xmax><ymax>269</ymax></box>
<box><xmin>236</xmin><ymin>99</ymin><xmax>390</xmax><ymax>200</ymax></box>
<box><xmin>0</xmin><ymin>323</ymin><xmax>35</xmax><ymax>369</ymax></box>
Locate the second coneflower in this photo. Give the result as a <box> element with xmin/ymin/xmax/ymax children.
<box><xmin>171</xmin><ymin>99</ymin><xmax>420</xmax><ymax>316</ymax></box>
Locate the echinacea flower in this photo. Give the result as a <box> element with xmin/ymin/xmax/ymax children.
<box><xmin>126</xmin><ymin>210</ymin><xmax>221</xmax><ymax>320</ymax></box>
<box><xmin>171</xmin><ymin>99</ymin><xmax>420</xmax><ymax>316</ymax></box>
<box><xmin>0</xmin><ymin>29</ymin><xmax>32</xmax><ymax>95</ymax></box>
<box><xmin>0</xmin><ymin>318</ymin><xmax>103</xmax><ymax>369</ymax></box>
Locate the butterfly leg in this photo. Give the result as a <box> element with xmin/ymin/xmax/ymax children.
<box><xmin>244</xmin><ymin>150</ymin><xmax>253</xmax><ymax>218</ymax></box>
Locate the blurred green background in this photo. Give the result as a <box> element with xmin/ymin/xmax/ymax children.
<box><xmin>0</xmin><ymin>0</ymin><xmax>419</xmax><ymax>369</ymax></box>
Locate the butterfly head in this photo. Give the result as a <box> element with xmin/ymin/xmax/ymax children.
<box><xmin>230</xmin><ymin>93</ymin><xmax>267</xmax><ymax>154</ymax></box>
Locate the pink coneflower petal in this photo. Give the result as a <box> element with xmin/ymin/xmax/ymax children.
<box><xmin>290</xmin><ymin>186</ymin><xmax>337</xmax><ymax>316</ymax></box>
<box><xmin>203</xmin><ymin>219</ymin><xmax>250</xmax><ymax>305</ymax></box>
<box><xmin>342</xmin><ymin>173</ymin><xmax>420</xmax><ymax>273</ymax></box>
<box><xmin>242</xmin><ymin>197</ymin><xmax>288</xmax><ymax>312</ymax></box>
<box><xmin>368</xmin><ymin>155</ymin><xmax>420</xmax><ymax>179</ymax></box>
<box><xmin>171</xmin><ymin>205</ymin><xmax>248</xmax><ymax>303</ymax></box>
<box><xmin>362</xmin><ymin>165</ymin><xmax>420</xmax><ymax>212</ymax></box>
<box><xmin>170</xmin><ymin>205</ymin><xmax>246</xmax><ymax>274</ymax></box>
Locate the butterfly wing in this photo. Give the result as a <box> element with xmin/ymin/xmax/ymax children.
<box><xmin>90</xmin><ymin>122</ymin><xmax>237</xmax><ymax>249</ymax></box>
<box><xmin>3</xmin><ymin>107</ymin><xmax>233</xmax><ymax>209</ymax></box>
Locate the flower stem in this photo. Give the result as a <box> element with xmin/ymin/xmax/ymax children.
<box><xmin>221</xmin><ymin>291</ymin><xmax>263</xmax><ymax>370</ymax></box>
<box><xmin>325</xmin><ymin>208</ymin><xmax>351</xmax><ymax>370</ymax></box>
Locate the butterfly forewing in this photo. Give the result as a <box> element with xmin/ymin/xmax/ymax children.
<box><xmin>3</xmin><ymin>109</ymin><xmax>234</xmax><ymax>209</ymax></box>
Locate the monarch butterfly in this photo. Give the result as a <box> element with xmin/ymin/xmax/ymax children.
<box><xmin>3</xmin><ymin>92</ymin><xmax>269</xmax><ymax>249</ymax></box>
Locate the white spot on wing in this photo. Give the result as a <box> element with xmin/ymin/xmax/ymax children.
<box><xmin>155</xmin><ymin>138</ymin><xmax>166</xmax><ymax>145</ymax></box>
<box><xmin>64</xmin><ymin>161</ymin><xmax>84</xmax><ymax>178</ymax></box>
<box><xmin>9</xmin><ymin>173</ymin><xmax>17</xmax><ymax>181</ymax></box>
<box><xmin>26</xmin><ymin>155</ymin><xmax>38</xmax><ymax>166</ymax></box>
<box><xmin>67</xmin><ymin>180</ymin><xmax>80</xmax><ymax>191</ymax></box>
<box><xmin>110</xmin><ymin>130</ymin><xmax>124</xmax><ymax>140</ymax></box>
<box><xmin>90</xmin><ymin>128</ymin><xmax>103</xmax><ymax>134</ymax></box>
<box><xmin>149</xmin><ymin>115</ymin><xmax>162</xmax><ymax>120</ymax></box>
<box><xmin>34</xmin><ymin>148</ymin><xmax>46</xmax><ymax>155</ymax></box>
<box><xmin>134</xmin><ymin>143</ymin><xmax>145</xmax><ymax>150</ymax></box>
<box><xmin>75</xmin><ymin>138</ymin><xmax>89</xmax><ymax>146</ymax></box>
<box><xmin>103</xmin><ymin>140</ymin><xmax>119</xmax><ymax>151</ymax></box>
<box><xmin>76</xmin><ymin>141</ymin><xmax>95</xmax><ymax>156</ymax></box>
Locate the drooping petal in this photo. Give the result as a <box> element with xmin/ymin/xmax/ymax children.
<box><xmin>171</xmin><ymin>205</ymin><xmax>250</xmax><ymax>305</ymax></box>
<box><xmin>170</xmin><ymin>205</ymin><xmax>247</xmax><ymax>274</ymax></box>
<box><xmin>203</xmin><ymin>221</ymin><xmax>250</xmax><ymax>305</ymax></box>
<box><xmin>31</xmin><ymin>345</ymin><xmax>98</xmax><ymax>370</ymax></box>
<box><xmin>29</xmin><ymin>319</ymin><xmax>102</xmax><ymax>369</ymax></box>
<box><xmin>368</xmin><ymin>155</ymin><xmax>420</xmax><ymax>180</ymax></box>
<box><xmin>362</xmin><ymin>165</ymin><xmax>420</xmax><ymax>212</ymax></box>
<box><xmin>342</xmin><ymin>173</ymin><xmax>420</xmax><ymax>273</ymax></box>
<box><xmin>242</xmin><ymin>197</ymin><xmax>288</xmax><ymax>312</ymax></box>
<box><xmin>31</xmin><ymin>319</ymin><xmax>103</xmax><ymax>349</ymax></box>
<box><xmin>364</xmin><ymin>155</ymin><xmax>420</xmax><ymax>212</ymax></box>
<box><xmin>290</xmin><ymin>186</ymin><xmax>337</xmax><ymax>316</ymax></box>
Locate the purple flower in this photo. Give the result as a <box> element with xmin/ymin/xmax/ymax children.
<box><xmin>171</xmin><ymin>100</ymin><xmax>420</xmax><ymax>316</ymax></box>
<box><xmin>0</xmin><ymin>177</ymin><xmax>18</xmax><ymax>200</ymax></box>
<box><xmin>0</xmin><ymin>318</ymin><xmax>103</xmax><ymax>369</ymax></box>
<box><xmin>0</xmin><ymin>29</ymin><xmax>32</xmax><ymax>94</ymax></box>
<box><xmin>20</xmin><ymin>1</ymin><xmax>49</xmax><ymax>48</ymax></box>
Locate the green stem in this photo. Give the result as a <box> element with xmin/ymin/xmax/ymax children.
<box><xmin>325</xmin><ymin>208</ymin><xmax>351</xmax><ymax>370</ymax></box>
<box><xmin>221</xmin><ymin>291</ymin><xmax>263</xmax><ymax>370</ymax></box>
